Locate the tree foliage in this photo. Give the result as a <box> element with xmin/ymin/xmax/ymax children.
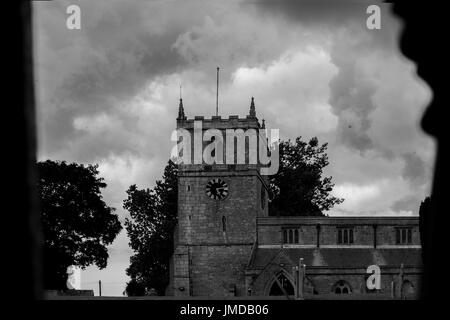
<box><xmin>269</xmin><ymin>137</ymin><xmax>344</xmax><ymax>216</ymax></box>
<box><xmin>37</xmin><ymin>160</ymin><xmax>122</xmax><ymax>290</ymax></box>
<box><xmin>124</xmin><ymin>160</ymin><xmax>178</xmax><ymax>296</ymax></box>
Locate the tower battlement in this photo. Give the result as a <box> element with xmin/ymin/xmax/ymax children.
<box><xmin>177</xmin><ymin>115</ymin><xmax>261</xmax><ymax>130</ymax></box>
<box><xmin>176</xmin><ymin>97</ymin><xmax>262</xmax><ymax>130</ymax></box>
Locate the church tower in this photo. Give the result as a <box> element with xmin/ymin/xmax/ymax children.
<box><xmin>170</xmin><ymin>97</ymin><xmax>269</xmax><ymax>297</ymax></box>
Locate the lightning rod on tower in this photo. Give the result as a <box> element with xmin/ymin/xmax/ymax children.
<box><xmin>216</xmin><ymin>67</ymin><xmax>219</xmax><ymax>116</ymax></box>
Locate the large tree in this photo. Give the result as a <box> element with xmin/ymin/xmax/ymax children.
<box><xmin>38</xmin><ymin>160</ymin><xmax>122</xmax><ymax>290</ymax></box>
<box><xmin>269</xmin><ymin>136</ymin><xmax>343</xmax><ymax>216</ymax></box>
<box><xmin>124</xmin><ymin>160</ymin><xmax>178</xmax><ymax>296</ymax></box>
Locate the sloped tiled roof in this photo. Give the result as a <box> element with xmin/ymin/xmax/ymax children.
<box><xmin>250</xmin><ymin>248</ymin><xmax>422</xmax><ymax>268</ymax></box>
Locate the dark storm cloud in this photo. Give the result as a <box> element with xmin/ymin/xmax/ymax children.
<box><xmin>50</xmin><ymin>32</ymin><xmax>183</xmax><ymax>159</ymax></box>
<box><xmin>252</xmin><ymin>0</ymin><xmax>398</xmax><ymax>153</ymax></box>
<box><xmin>391</xmin><ymin>194</ymin><xmax>423</xmax><ymax>214</ymax></box>
<box><xmin>401</xmin><ymin>152</ymin><xmax>426</xmax><ymax>185</ymax></box>
<box><xmin>253</xmin><ymin>0</ymin><xmax>369</xmax><ymax>27</ymax></box>
<box><xmin>62</xmin><ymin>33</ymin><xmax>183</xmax><ymax>104</ymax></box>
<box><xmin>328</xmin><ymin>42</ymin><xmax>376</xmax><ymax>152</ymax></box>
<box><xmin>38</xmin><ymin>1</ymin><xmax>190</xmax><ymax>161</ymax></box>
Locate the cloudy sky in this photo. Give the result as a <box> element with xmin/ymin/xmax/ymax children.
<box><xmin>33</xmin><ymin>0</ymin><xmax>435</xmax><ymax>296</ymax></box>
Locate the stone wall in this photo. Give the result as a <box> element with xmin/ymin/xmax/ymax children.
<box><xmin>173</xmin><ymin>170</ymin><xmax>265</xmax><ymax>296</ymax></box>
<box><xmin>190</xmin><ymin>245</ymin><xmax>253</xmax><ymax>296</ymax></box>
<box><xmin>257</xmin><ymin>217</ymin><xmax>421</xmax><ymax>247</ymax></box>
<box><xmin>177</xmin><ymin>173</ymin><xmax>260</xmax><ymax>245</ymax></box>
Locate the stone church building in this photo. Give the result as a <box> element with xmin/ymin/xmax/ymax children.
<box><xmin>166</xmin><ymin>98</ymin><xmax>422</xmax><ymax>299</ymax></box>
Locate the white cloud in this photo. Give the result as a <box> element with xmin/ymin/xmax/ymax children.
<box><xmin>227</xmin><ymin>48</ymin><xmax>339</xmax><ymax>138</ymax></box>
<box><xmin>332</xmin><ymin>182</ymin><xmax>381</xmax><ymax>211</ymax></box>
<box><xmin>331</xmin><ymin>176</ymin><xmax>422</xmax><ymax>216</ymax></box>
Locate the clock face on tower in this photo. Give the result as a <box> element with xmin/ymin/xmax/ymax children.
<box><xmin>206</xmin><ymin>179</ymin><xmax>229</xmax><ymax>200</ymax></box>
